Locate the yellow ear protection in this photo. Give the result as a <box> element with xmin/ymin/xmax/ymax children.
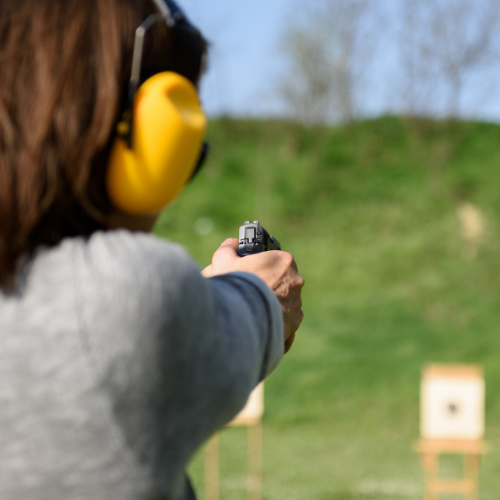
<box><xmin>106</xmin><ymin>0</ymin><xmax>208</xmax><ymax>215</ymax></box>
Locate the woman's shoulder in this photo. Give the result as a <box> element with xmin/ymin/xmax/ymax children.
<box><xmin>84</xmin><ymin>230</ymin><xmax>193</xmax><ymax>267</ymax></box>
<box><xmin>70</xmin><ymin>230</ymin><xmax>203</xmax><ymax>299</ymax></box>
<box><xmin>17</xmin><ymin>230</ymin><xmax>203</xmax><ymax>315</ymax></box>
<box><xmin>68</xmin><ymin>230</ymin><xmax>210</xmax><ymax>339</ymax></box>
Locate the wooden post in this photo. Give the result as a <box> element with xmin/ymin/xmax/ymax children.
<box><xmin>248</xmin><ymin>422</ymin><xmax>263</xmax><ymax>500</ymax></box>
<box><xmin>204</xmin><ymin>432</ymin><xmax>220</xmax><ymax>500</ymax></box>
<box><xmin>421</xmin><ymin>452</ymin><xmax>438</xmax><ymax>500</ymax></box>
<box><xmin>464</xmin><ymin>454</ymin><xmax>480</xmax><ymax>500</ymax></box>
<box><xmin>204</xmin><ymin>383</ymin><xmax>264</xmax><ymax>500</ymax></box>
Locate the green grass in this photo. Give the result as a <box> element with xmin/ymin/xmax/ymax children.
<box><xmin>154</xmin><ymin>116</ymin><xmax>500</xmax><ymax>499</ymax></box>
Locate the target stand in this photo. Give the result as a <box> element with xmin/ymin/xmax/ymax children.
<box><xmin>413</xmin><ymin>439</ymin><xmax>489</xmax><ymax>500</ymax></box>
<box><xmin>204</xmin><ymin>383</ymin><xmax>264</xmax><ymax>500</ymax></box>
<box><xmin>414</xmin><ymin>365</ymin><xmax>490</xmax><ymax>500</ymax></box>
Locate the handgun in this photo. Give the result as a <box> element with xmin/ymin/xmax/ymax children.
<box><xmin>237</xmin><ymin>220</ymin><xmax>281</xmax><ymax>257</ymax></box>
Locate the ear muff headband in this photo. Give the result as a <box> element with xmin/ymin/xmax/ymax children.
<box><xmin>151</xmin><ymin>0</ymin><xmax>191</xmax><ymax>30</ymax></box>
<box><xmin>106</xmin><ymin>0</ymin><xmax>207</xmax><ymax>215</ymax></box>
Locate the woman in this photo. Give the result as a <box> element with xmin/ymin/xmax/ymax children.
<box><xmin>0</xmin><ymin>0</ymin><xmax>304</xmax><ymax>499</ymax></box>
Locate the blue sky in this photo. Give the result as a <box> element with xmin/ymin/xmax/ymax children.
<box><xmin>181</xmin><ymin>0</ymin><xmax>500</xmax><ymax>122</ymax></box>
<box><xmin>181</xmin><ymin>0</ymin><xmax>292</xmax><ymax>117</ymax></box>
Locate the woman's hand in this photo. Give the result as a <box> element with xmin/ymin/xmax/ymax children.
<box><xmin>203</xmin><ymin>238</ymin><xmax>304</xmax><ymax>353</ymax></box>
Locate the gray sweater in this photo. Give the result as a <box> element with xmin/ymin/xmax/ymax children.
<box><xmin>0</xmin><ymin>231</ymin><xmax>284</xmax><ymax>500</ymax></box>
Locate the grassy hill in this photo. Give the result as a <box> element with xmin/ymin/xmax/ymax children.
<box><xmin>154</xmin><ymin>117</ymin><xmax>500</xmax><ymax>500</ymax></box>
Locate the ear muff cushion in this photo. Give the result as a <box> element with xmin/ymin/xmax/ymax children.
<box><xmin>106</xmin><ymin>72</ymin><xmax>207</xmax><ymax>215</ymax></box>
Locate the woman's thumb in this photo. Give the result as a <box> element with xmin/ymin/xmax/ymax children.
<box><xmin>211</xmin><ymin>238</ymin><xmax>240</xmax><ymax>274</ymax></box>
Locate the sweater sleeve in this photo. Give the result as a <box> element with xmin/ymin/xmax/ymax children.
<box><xmin>206</xmin><ymin>271</ymin><xmax>284</xmax><ymax>382</ymax></box>
<box><xmin>74</xmin><ymin>231</ymin><xmax>283</xmax><ymax>498</ymax></box>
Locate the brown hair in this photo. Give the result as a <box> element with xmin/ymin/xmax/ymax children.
<box><xmin>0</xmin><ymin>0</ymin><xmax>206</xmax><ymax>286</ymax></box>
